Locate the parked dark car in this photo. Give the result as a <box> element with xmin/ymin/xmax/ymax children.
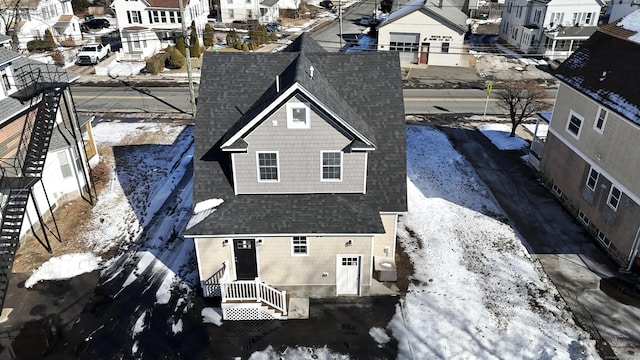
<box><xmin>320</xmin><ymin>0</ymin><xmax>334</xmax><ymax>9</ymax></box>
<box><xmin>84</xmin><ymin>18</ymin><xmax>111</xmax><ymax>29</ymax></box>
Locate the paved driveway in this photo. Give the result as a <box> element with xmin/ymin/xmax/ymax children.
<box><xmin>439</xmin><ymin>124</ymin><xmax>640</xmax><ymax>360</ymax></box>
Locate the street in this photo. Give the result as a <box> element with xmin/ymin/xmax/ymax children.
<box><xmin>72</xmin><ymin>85</ymin><xmax>556</xmax><ymax>116</ymax></box>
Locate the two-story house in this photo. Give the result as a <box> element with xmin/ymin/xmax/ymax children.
<box><xmin>0</xmin><ymin>47</ymin><xmax>97</xmax><ymax>309</ymax></box>
<box><xmin>376</xmin><ymin>0</ymin><xmax>469</xmax><ymax>66</ymax></box>
<box><xmin>217</xmin><ymin>0</ymin><xmax>279</xmax><ymax>25</ymax></box>
<box><xmin>531</xmin><ymin>10</ymin><xmax>640</xmax><ymax>271</ymax></box>
<box><xmin>0</xmin><ymin>0</ymin><xmax>82</xmax><ymax>50</ymax></box>
<box><xmin>185</xmin><ymin>34</ymin><xmax>407</xmax><ymax>320</ymax></box>
<box><xmin>500</xmin><ymin>0</ymin><xmax>602</xmax><ymax>59</ymax></box>
<box><xmin>110</xmin><ymin>0</ymin><xmax>210</xmax><ymax>61</ymax></box>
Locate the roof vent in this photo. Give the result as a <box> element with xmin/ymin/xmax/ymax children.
<box><xmin>309</xmin><ymin>66</ymin><xmax>314</xmax><ymax>79</ymax></box>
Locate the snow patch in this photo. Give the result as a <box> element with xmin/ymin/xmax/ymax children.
<box><xmin>201</xmin><ymin>307</ymin><xmax>223</xmax><ymax>326</ymax></box>
<box><xmin>171</xmin><ymin>318</ymin><xmax>183</xmax><ymax>334</ymax></box>
<box><xmin>193</xmin><ymin>198</ymin><xmax>224</xmax><ymax>214</ymax></box>
<box><xmin>25</xmin><ymin>253</ymin><xmax>101</xmax><ymax>288</ymax></box>
<box><xmin>618</xmin><ymin>9</ymin><xmax>640</xmax><ymax>44</ymax></box>
<box><xmin>369</xmin><ymin>327</ymin><xmax>390</xmax><ymax>346</ymax></box>
<box><xmin>478</xmin><ymin>123</ymin><xmax>529</xmax><ymax>150</ymax></box>
<box><xmin>249</xmin><ymin>345</ymin><xmax>350</xmax><ymax>360</ymax></box>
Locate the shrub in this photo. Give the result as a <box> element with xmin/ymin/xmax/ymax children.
<box><xmin>204</xmin><ymin>23</ymin><xmax>214</xmax><ymax>47</ymax></box>
<box><xmin>189</xmin><ymin>20</ymin><xmax>202</xmax><ymax>58</ymax></box>
<box><xmin>165</xmin><ymin>46</ymin><xmax>186</xmax><ymax>69</ymax></box>
<box><xmin>176</xmin><ymin>36</ymin><xmax>186</xmax><ymax>57</ymax></box>
<box><xmin>44</xmin><ymin>29</ymin><xmax>56</xmax><ymax>49</ymax></box>
<box><xmin>27</xmin><ymin>39</ymin><xmax>52</xmax><ymax>53</ymax></box>
<box><xmin>241</xmin><ymin>42</ymin><xmax>249</xmax><ymax>52</ymax></box>
<box><xmin>60</xmin><ymin>37</ymin><xmax>76</xmax><ymax>47</ymax></box>
<box><xmin>145</xmin><ymin>52</ymin><xmax>166</xmax><ymax>74</ymax></box>
<box><xmin>51</xmin><ymin>50</ymin><xmax>65</xmax><ymax>67</ymax></box>
<box><xmin>226</xmin><ymin>30</ymin><xmax>240</xmax><ymax>48</ymax></box>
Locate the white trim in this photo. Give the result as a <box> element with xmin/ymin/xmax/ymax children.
<box><xmin>363</xmin><ymin>152</ymin><xmax>368</xmax><ymax>194</ymax></box>
<box><xmin>369</xmin><ymin>236</ymin><xmax>374</xmax><ymax>287</ymax></box>
<box><xmin>194</xmin><ymin>238</ymin><xmax>205</xmax><ymax>286</ymax></box>
<box><xmin>320</xmin><ymin>150</ymin><xmax>343</xmax><ymax>182</ymax></box>
<box><xmin>391</xmin><ymin>213</ymin><xmax>398</xmax><ymax>258</ymax></box>
<box><xmin>336</xmin><ymin>254</ymin><xmax>362</xmax><ymax>296</ymax></box>
<box><xmin>220</xmin><ymin>83</ymin><xmax>375</xmax><ymax>149</ymax></box>
<box><xmin>232</xmin><ymin>153</ymin><xmax>239</xmax><ymax>195</ymax></box>
<box><xmin>566</xmin><ymin>109</ymin><xmax>584</xmax><ymax>139</ymax></box>
<box><xmin>235</xmin><ymin>189</ymin><xmax>364</xmax><ymax>195</ymax></box>
<box><xmin>188</xmin><ymin>232</ymin><xmax>381</xmax><ymax>238</ymax></box>
<box><xmin>256</xmin><ymin>151</ymin><xmax>280</xmax><ymax>182</ymax></box>
<box><xmin>290</xmin><ymin>236</ymin><xmax>309</xmax><ymax>256</ymax></box>
<box><xmin>606</xmin><ymin>185</ymin><xmax>622</xmax><ymax>211</ymax></box>
<box><xmin>286</xmin><ymin>102</ymin><xmax>311</xmax><ymax>129</ymax></box>
<box><xmin>548</xmin><ymin>126</ymin><xmax>640</xmax><ymax>206</ymax></box>
<box><xmin>593</xmin><ymin>106</ymin><xmax>608</xmax><ymax>134</ymax></box>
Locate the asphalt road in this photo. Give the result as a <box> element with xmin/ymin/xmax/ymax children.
<box><xmin>72</xmin><ymin>86</ymin><xmax>556</xmax><ymax>116</ymax></box>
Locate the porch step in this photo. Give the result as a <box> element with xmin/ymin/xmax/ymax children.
<box><xmin>221</xmin><ymin>300</ymin><xmax>287</xmax><ymax>320</ymax></box>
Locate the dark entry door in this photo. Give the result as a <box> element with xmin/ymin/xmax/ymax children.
<box><xmin>234</xmin><ymin>239</ymin><xmax>258</xmax><ymax>280</ymax></box>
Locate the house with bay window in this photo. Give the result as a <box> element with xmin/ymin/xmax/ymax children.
<box><xmin>499</xmin><ymin>0</ymin><xmax>602</xmax><ymax>59</ymax></box>
<box><xmin>0</xmin><ymin>0</ymin><xmax>81</xmax><ymax>50</ymax></box>
<box><xmin>530</xmin><ymin>11</ymin><xmax>640</xmax><ymax>271</ymax></box>
<box><xmin>376</xmin><ymin>0</ymin><xmax>469</xmax><ymax>66</ymax></box>
<box><xmin>185</xmin><ymin>34</ymin><xmax>407</xmax><ymax>320</ymax></box>
<box><xmin>110</xmin><ymin>0</ymin><xmax>209</xmax><ymax>61</ymax></box>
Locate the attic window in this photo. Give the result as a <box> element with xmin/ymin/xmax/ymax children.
<box><xmin>287</xmin><ymin>102</ymin><xmax>310</xmax><ymax>129</ymax></box>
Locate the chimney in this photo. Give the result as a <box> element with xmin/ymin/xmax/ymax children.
<box><xmin>276</xmin><ymin>75</ymin><xmax>280</xmax><ymax>92</ymax></box>
<box><xmin>439</xmin><ymin>0</ymin><xmax>443</xmax><ymax>8</ymax></box>
<box><xmin>310</xmin><ymin>66</ymin><xmax>314</xmax><ymax>79</ymax></box>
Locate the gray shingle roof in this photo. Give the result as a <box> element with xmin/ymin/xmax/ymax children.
<box><xmin>187</xmin><ymin>33</ymin><xmax>407</xmax><ymax>236</ymax></box>
<box><xmin>379</xmin><ymin>0</ymin><xmax>468</xmax><ymax>32</ymax></box>
<box><xmin>554</xmin><ymin>20</ymin><xmax>640</xmax><ymax>126</ymax></box>
<box><xmin>0</xmin><ymin>48</ymin><xmax>79</xmax><ymax>125</ymax></box>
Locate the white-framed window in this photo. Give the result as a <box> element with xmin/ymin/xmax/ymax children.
<box><xmin>607</xmin><ymin>186</ymin><xmax>622</xmax><ymax>211</ymax></box>
<box><xmin>597</xmin><ymin>231</ymin><xmax>611</xmax><ymax>248</ymax></box>
<box><xmin>551</xmin><ymin>184</ymin><xmax>563</xmax><ymax>197</ymax></box>
<box><xmin>321</xmin><ymin>151</ymin><xmax>342</xmax><ymax>181</ymax></box>
<box><xmin>130</xmin><ymin>33</ymin><xmax>146</xmax><ymax>50</ymax></box>
<box><xmin>586</xmin><ymin>167</ymin><xmax>599</xmax><ymax>191</ymax></box>
<box><xmin>594</xmin><ymin>107</ymin><xmax>607</xmax><ymax>133</ymax></box>
<box><xmin>228</xmin><ymin>9</ymin><xmax>234</xmax><ymax>19</ymax></box>
<box><xmin>247</xmin><ymin>9</ymin><xmax>252</xmax><ymax>18</ymax></box>
<box><xmin>0</xmin><ymin>66</ymin><xmax>15</xmax><ymax>96</ymax></box>
<box><xmin>152</xmin><ymin>10</ymin><xmax>160</xmax><ymax>23</ymax></box>
<box><xmin>57</xmin><ymin>151</ymin><xmax>72</xmax><ymax>178</ymax></box>
<box><xmin>291</xmin><ymin>236</ymin><xmax>308</xmax><ymax>255</ymax></box>
<box><xmin>257</xmin><ymin>152</ymin><xmax>279</xmax><ymax>182</ymax></box>
<box><xmin>228</xmin><ymin>0</ymin><xmax>233</xmax><ymax>4</ymax></box>
<box><xmin>160</xmin><ymin>11</ymin><xmax>167</xmax><ymax>23</ymax></box>
<box><xmin>127</xmin><ymin>10</ymin><xmax>142</xmax><ymax>24</ymax></box>
<box><xmin>578</xmin><ymin>210</ymin><xmax>590</xmax><ymax>226</ymax></box>
<box><xmin>566</xmin><ymin>111</ymin><xmax>583</xmax><ymax>138</ymax></box>
<box><xmin>286</xmin><ymin>102</ymin><xmax>310</xmax><ymax>129</ymax></box>
<box><xmin>169</xmin><ymin>12</ymin><xmax>176</xmax><ymax>23</ymax></box>
<box><xmin>441</xmin><ymin>42</ymin><xmax>449</xmax><ymax>53</ymax></box>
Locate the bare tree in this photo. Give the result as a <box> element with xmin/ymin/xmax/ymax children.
<box><xmin>496</xmin><ymin>80</ymin><xmax>550</xmax><ymax>137</ymax></box>
<box><xmin>0</xmin><ymin>0</ymin><xmax>22</xmax><ymax>36</ymax></box>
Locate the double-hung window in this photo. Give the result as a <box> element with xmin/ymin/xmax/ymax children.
<box><xmin>291</xmin><ymin>236</ymin><xmax>308</xmax><ymax>255</ymax></box>
<box><xmin>607</xmin><ymin>186</ymin><xmax>622</xmax><ymax>211</ymax></box>
<box><xmin>586</xmin><ymin>167</ymin><xmax>599</xmax><ymax>191</ymax></box>
<box><xmin>441</xmin><ymin>42</ymin><xmax>449</xmax><ymax>53</ymax></box>
<box><xmin>594</xmin><ymin>108</ymin><xmax>607</xmax><ymax>133</ymax></box>
<box><xmin>321</xmin><ymin>151</ymin><xmax>342</xmax><ymax>181</ymax></box>
<box><xmin>58</xmin><ymin>151</ymin><xmax>72</xmax><ymax>178</ymax></box>
<box><xmin>127</xmin><ymin>10</ymin><xmax>142</xmax><ymax>24</ymax></box>
<box><xmin>257</xmin><ymin>152</ymin><xmax>279</xmax><ymax>181</ymax></box>
<box><xmin>566</xmin><ymin>111</ymin><xmax>583</xmax><ymax>138</ymax></box>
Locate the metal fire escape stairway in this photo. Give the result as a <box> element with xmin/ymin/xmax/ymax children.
<box><xmin>0</xmin><ymin>85</ymin><xmax>64</xmax><ymax>309</ymax></box>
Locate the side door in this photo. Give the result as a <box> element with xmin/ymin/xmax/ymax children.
<box><xmin>233</xmin><ymin>239</ymin><xmax>258</xmax><ymax>280</ymax></box>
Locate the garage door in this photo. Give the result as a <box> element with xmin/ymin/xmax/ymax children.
<box><xmin>336</xmin><ymin>255</ymin><xmax>361</xmax><ymax>295</ymax></box>
<box><xmin>389</xmin><ymin>32</ymin><xmax>419</xmax><ymax>64</ymax></box>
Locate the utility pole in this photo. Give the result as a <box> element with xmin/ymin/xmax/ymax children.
<box><xmin>178</xmin><ymin>0</ymin><xmax>197</xmax><ymax>118</ymax></box>
<box><xmin>339</xmin><ymin>1</ymin><xmax>343</xmax><ymax>50</ymax></box>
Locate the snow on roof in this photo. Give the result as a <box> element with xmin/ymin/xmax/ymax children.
<box><xmin>617</xmin><ymin>9</ymin><xmax>640</xmax><ymax>44</ymax></box>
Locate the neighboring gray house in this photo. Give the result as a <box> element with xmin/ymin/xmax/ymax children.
<box><xmin>530</xmin><ymin>11</ymin><xmax>640</xmax><ymax>270</ymax></box>
<box><xmin>185</xmin><ymin>34</ymin><xmax>407</xmax><ymax>320</ymax></box>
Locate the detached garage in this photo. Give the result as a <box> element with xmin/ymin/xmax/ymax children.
<box><xmin>377</xmin><ymin>0</ymin><xmax>469</xmax><ymax>66</ymax></box>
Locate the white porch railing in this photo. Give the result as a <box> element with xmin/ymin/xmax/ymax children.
<box><xmin>221</xmin><ymin>278</ymin><xmax>288</xmax><ymax>316</ymax></box>
<box><xmin>202</xmin><ymin>262</ymin><xmax>228</xmax><ymax>297</ymax></box>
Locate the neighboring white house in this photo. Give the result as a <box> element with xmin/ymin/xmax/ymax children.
<box><xmin>110</xmin><ymin>0</ymin><xmax>210</xmax><ymax>61</ymax></box>
<box><xmin>0</xmin><ymin>0</ymin><xmax>82</xmax><ymax>50</ymax></box>
<box><xmin>499</xmin><ymin>0</ymin><xmax>602</xmax><ymax>59</ymax></box>
<box><xmin>218</xmin><ymin>0</ymin><xmax>280</xmax><ymax>24</ymax></box>
<box><xmin>377</xmin><ymin>0</ymin><xmax>469</xmax><ymax>66</ymax></box>
<box><xmin>608</xmin><ymin>0</ymin><xmax>640</xmax><ymax>23</ymax></box>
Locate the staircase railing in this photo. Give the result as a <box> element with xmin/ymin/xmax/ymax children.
<box><xmin>220</xmin><ymin>277</ymin><xmax>288</xmax><ymax>316</ymax></box>
<box><xmin>202</xmin><ymin>262</ymin><xmax>227</xmax><ymax>297</ymax></box>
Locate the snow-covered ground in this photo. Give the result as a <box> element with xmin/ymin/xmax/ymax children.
<box><xmin>24</xmin><ymin>121</ymin><xmax>600</xmax><ymax>358</ymax></box>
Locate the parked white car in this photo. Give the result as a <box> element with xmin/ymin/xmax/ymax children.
<box><xmin>76</xmin><ymin>43</ymin><xmax>111</xmax><ymax>65</ymax></box>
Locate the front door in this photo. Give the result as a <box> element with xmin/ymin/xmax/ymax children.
<box><xmin>336</xmin><ymin>255</ymin><xmax>361</xmax><ymax>295</ymax></box>
<box><xmin>234</xmin><ymin>239</ymin><xmax>258</xmax><ymax>280</ymax></box>
<box><xmin>420</xmin><ymin>42</ymin><xmax>430</xmax><ymax>64</ymax></box>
